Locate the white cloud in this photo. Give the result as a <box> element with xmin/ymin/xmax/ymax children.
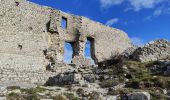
<box><xmin>128</xmin><ymin>0</ymin><xmax>163</xmax><ymax>11</ymax></box>
<box><xmin>105</xmin><ymin>18</ymin><xmax>119</xmax><ymax>26</ymax></box>
<box><xmin>100</xmin><ymin>0</ymin><xmax>124</xmax><ymax>8</ymax></box>
<box><xmin>100</xmin><ymin>0</ymin><xmax>166</xmax><ymax>11</ymax></box>
<box><xmin>145</xmin><ymin>6</ymin><xmax>170</xmax><ymax>20</ymax></box>
<box><xmin>153</xmin><ymin>7</ymin><xmax>170</xmax><ymax>16</ymax></box>
<box><xmin>131</xmin><ymin>37</ymin><xmax>144</xmax><ymax>46</ymax></box>
<box><xmin>153</xmin><ymin>7</ymin><xmax>163</xmax><ymax>16</ymax></box>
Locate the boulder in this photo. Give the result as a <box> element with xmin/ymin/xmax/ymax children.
<box><xmin>0</xmin><ymin>97</ymin><xmax>6</xmax><ymax>100</ymax></box>
<box><xmin>164</xmin><ymin>66</ymin><xmax>170</xmax><ymax>76</ymax></box>
<box><xmin>128</xmin><ymin>92</ymin><xmax>150</xmax><ymax>100</ymax></box>
<box><xmin>84</xmin><ymin>74</ymin><xmax>96</xmax><ymax>83</ymax></box>
<box><xmin>47</xmin><ymin>72</ymin><xmax>82</xmax><ymax>85</ymax></box>
<box><xmin>0</xmin><ymin>86</ymin><xmax>7</xmax><ymax>95</ymax></box>
<box><xmin>121</xmin><ymin>45</ymin><xmax>138</xmax><ymax>59</ymax></box>
<box><xmin>167</xmin><ymin>90</ymin><xmax>170</xmax><ymax>96</ymax></box>
<box><xmin>102</xmin><ymin>95</ymin><xmax>117</xmax><ymax>100</ymax></box>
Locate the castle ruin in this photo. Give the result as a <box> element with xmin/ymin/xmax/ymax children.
<box><xmin>0</xmin><ymin>0</ymin><xmax>131</xmax><ymax>85</ymax></box>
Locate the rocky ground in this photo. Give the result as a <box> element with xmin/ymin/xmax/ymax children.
<box><xmin>0</xmin><ymin>59</ymin><xmax>170</xmax><ymax>100</ymax></box>
<box><xmin>0</xmin><ymin>39</ymin><xmax>170</xmax><ymax>100</ymax></box>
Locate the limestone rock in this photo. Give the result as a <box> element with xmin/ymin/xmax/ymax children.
<box><xmin>47</xmin><ymin>72</ymin><xmax>82</xmax><ymax>85</ymax></box>
<box><xmin>132</xmin><ymin>39</ymin><xmax>170</xmax><ymax>62</ymax></box>
<box><xmin>0</xmin><ymin>97</ymin><xmax>6</xmax><ymax>100</ymax></box>
<box><xmin>103</xmin><ymin>96</ymin><xmax>117</xmax><ymax>100</ymax></box>
<box><xmin>72</xmin><ymin>56</ymin><xmax>92</xmax><ymax>66</ymax></box>
<box><xmin>167</xmin><ymin>90</ymin><xmax>170</xmax><ymax>97</ymax></box>
<box><xmin>0</xmin><ymin>87</ymin><xmax>7</xmax><ymax>95</ymax></box>
<box><xmin>164</xmin><ymin>66</ymin><xmax>170</xmax><ymax>76</ymax></box>
<box><xmin>121</xmin><ymin>45</ymin><xmax>138</xmax><ymax>59</ymax></box>
<box><xmin>128</xmin><ymin>92</ymin><xmax>150</xmax><ymax>100</ymax></box>
<box><xmin>83</xmin><ymin>74</ymin><xmax>96</xmax><ymax>83</ymax></box>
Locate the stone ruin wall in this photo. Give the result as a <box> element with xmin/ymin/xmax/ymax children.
<box><xmin>0</xmin><ymin>0</ymin><xmax>131</xmax><ymax>85</ymax></box>
<box><xmin>49</xmin><ymin>6</ymin><xmax>132</xmax><ymax>65</ymax></box>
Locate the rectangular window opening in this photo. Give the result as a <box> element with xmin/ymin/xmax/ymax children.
<box><xmin>64</xmin><ymin>42</ymin><xmax>73</xmax><ymax>64</ymax></box>
<box><xmin>85</xmin><ymin>38</ymin><xmax>96</xmax><ymax>65</ymax></box>
<box><xmin>61</xmin><ymin>17</ymin><xmax>67</xmax><ymax>29</ymax></box>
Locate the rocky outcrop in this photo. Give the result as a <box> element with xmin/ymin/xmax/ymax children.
<box><xmin>121</xmin><ymin>44</ymin><xmax>138</xmax><ymax>59</ymax></box>
<box><xmin>132</xmin><ymin>39</ymin><xmax>170</xmax><ymax>62</ymax></box>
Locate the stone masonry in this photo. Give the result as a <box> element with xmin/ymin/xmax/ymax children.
<box><xmin>0</xmin><ymin>0</ymin><xmax>131</xmax><ymax>85</ymax></box>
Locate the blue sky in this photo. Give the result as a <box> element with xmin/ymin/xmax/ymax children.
<box><xmin>29</xmin><ymin>0</ymin><xmax>170</xmax><ymax>63</ymax></box>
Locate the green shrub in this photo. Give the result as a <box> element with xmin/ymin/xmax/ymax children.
<box><xmin>21</xmin><ymin>86</ymin><xmax>46</xmax><ymax>94</ymax></box>
<box><xmin>53</xmin><ymin>95</ymin><xmax>67</xmax><ymax>100</ymax></box>
<box><xmin>7</xmin><ymin>92</ymin><xmax>20</xmax><ymax>100</ymax></box>
<box><xmin>20</xmin><ymin>86</ymin><xmax>46</xmax><ymax>100</ymax></box>
<box><xmin>7</xmin><ymin>86</ymin><xmax>20</xmax><ymax>90</ymax></box>
<box><xmin>64</xmin><ymin>92</ymin><xmax>80</xmax><ymax>100</ymax></box>
<box><xmin>108</xmin><ymin>88</ymin><xmax>133</xmax><ymax>95</ymax></box>
<box><xmin>151</xmin><ymin>77</ymin><xmax>166</xmax><ymax>88</ymax></box>
<box><xmin>24</xmin><ymin>94</ymin><xmax>39</xmax><ymax>100</ymax></box>
<box><xmin>100</xmin><ymin>80</ymin><xmax>119</xmax><ymax>88</ymax></box>
<box><xmin>76</xmin><ymin>88</ymin><xmax>85</xmax><ymax>96</ymax></box>
<box><xmin>149</xmin><ymin>89</ymin><xmax>168</xmax><ymax>100</ymax></box>
<box><xmin>89</xmin><ymin>91</ymin><xmax>100</xmax><ymax>100</ymax></box>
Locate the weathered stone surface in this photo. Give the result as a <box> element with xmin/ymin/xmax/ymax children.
<box><xmin>132</xmin><ymin>39</ymin><xmax>170</xmax><ymax>62</ymax></box>
<box><xmin>0</xmin><ymin>81</ymin><xmax>36</xmax><ymax>88</ymax></box>
<box><xmin>128</xmin><ymin>92</ymin><xmax>150</xmax><ymax>100</ymax></box>
<box><xmin>0</xmin><ymin>87</ymin><xmax>7</xmax><ymax>95</ymax></box>
<box><xmin>83</xmin><ymin>74</ymin><xmax>96</xmax><ymax>83</ymax></box>
<box><xmin>0</xmin><ymin>97</ymin><xmax>6</xmax><ymax>100</ymax></box>
<box><xmin>103</xmin><ymin>96</ymin><xmax>117</xmax><ymax>100</ymax></box>
<box><xmin>72</xmin><ymin>56</ymin><xmax>92</xmax><ymax>66</ymax></box>
<box><xmin>164</xmin><ymin>66</ymin><xmax>170</xmax><ymax>76</ymax></box>
<box><xmin>167</xmin><ymin>90</ymin><xmax>170</xmax><ymax>97</ymax></box>
<box><xmin>47</xmin><ymin>72</ymin><xmax>82</xmax><ymax>85</ymax></box>
<box><xmin>121</xmin><ymin>44</ymin><xmax>138</xmax><ymax>59</ymax></box>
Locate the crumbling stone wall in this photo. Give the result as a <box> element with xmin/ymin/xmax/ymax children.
<box><xmin>80</xmin><ymin>17</ymin><xmax>131</xmax><ymax>63</ymax></box>
<box><xmin>0</xmin><ymin>0</ymin><xmax>131</xmax><ymax>84</ymax></box>
<box><xmin>49</xmin><ymin>8</ymin><xmax>132</xmax><ymax>64</ymax></box>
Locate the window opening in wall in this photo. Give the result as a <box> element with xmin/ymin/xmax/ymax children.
<box><xmin>61</xmin><ymin>17</ymin><xmax>67</xmax><ymax>29</ymax></box>
<box><xmin>85</xmin><ymin>39</ymin><xmax>95</xmax><ymax>64</ymax></box>
<box><xmin>64</xmin><ymin>42</ymin><xmax>73</xmax><ymax>63</ymax></box>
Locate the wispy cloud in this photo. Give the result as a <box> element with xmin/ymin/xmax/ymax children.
<box><xmin>154</xmin><ymin>7</ymin><xmax>170</xmax><ymax>16</ymax></box>
<box><xmin>153</xmin><ymin>7</ymin><xmax>164</xmax><ymax>16</ymax></box>
<box><xmin>128</xmin><ymin>0</ymin><xmax>163</xmax><ymax>11</ymax></box>
<box><xmin>145</xmin><ymin>6</ymin><xmax>170</xmax><ymax>20</ymax></box>
<box><xmin>100</xmin><ymin>0</ymin><xmax>167</xmax><ymax>11</ymax></box>
<box><xmin>131</xmin><ymin>37</ymin><xmax>144</xmax><ymax>46</ymax></box>
<box><xmin>100</xmin><ymin>0</ymin><xmax>124</xmax><ymax>8</ymax></box>
<box><xmin>105</xmin><ymin>18</ymin><xmax>119</xmax><ymax>26</ymax></box>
